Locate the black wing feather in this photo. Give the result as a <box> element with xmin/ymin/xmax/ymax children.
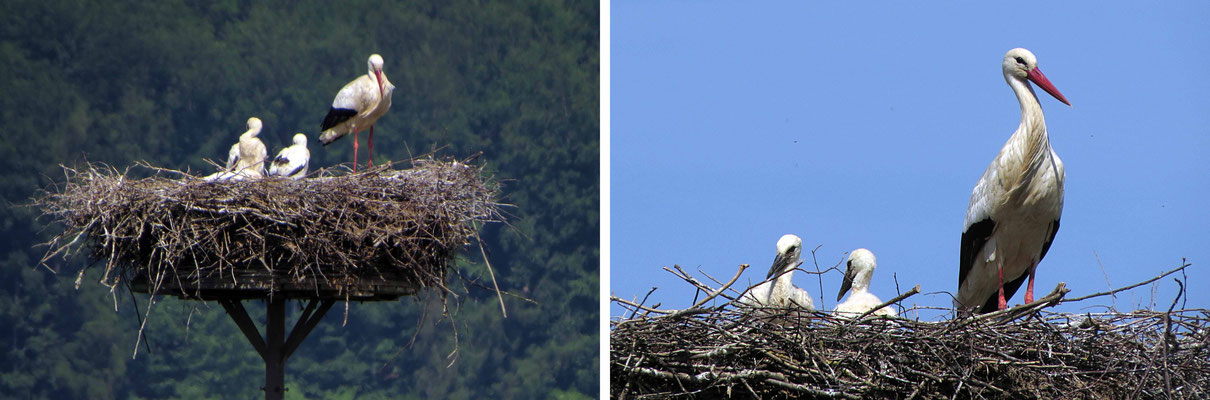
<box><xmin>320</xmin><ymin>108</ymin><xmax>358</xmax><ymax>133</ymax></box>
<box><xmin>272</xmin><ymin>155</ymin><xmax>306</xmax><ymax>177</ymax></box>
<box><xmin>959</xmin><ymin>219</ymin><xmax>996</xmax><ymax>290</ymax></box>
<box><xmin>283</xmin><ymin>162</ymin><xmax>306</xmax><ymax>178</ymax></box>
<box><xmin>1038</xmin><ymin>219</ymin><xmax>1060</xmax><ymax>262</ymax></box>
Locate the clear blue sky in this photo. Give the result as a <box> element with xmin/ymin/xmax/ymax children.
<box><xmin>610</xmin><ymin>2</ymin><xmax>1209</xmax><ymax>320</ymax></box>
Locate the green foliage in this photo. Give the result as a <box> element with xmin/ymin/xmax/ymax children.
<box><xmin>0</xmin><ymin>0</ymin><xmax>597</xmax><ymax>398</ymax></box>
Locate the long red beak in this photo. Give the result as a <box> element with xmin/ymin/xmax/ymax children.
<box><xmin>375</xmin><ymin>70</ymin><xmax>385</xmax><ymax>97</ymax></box>
<box><xmin>1026</xmin><ymin>67</ymin><xmax>1070</xmax><ymax>106</ymax></box>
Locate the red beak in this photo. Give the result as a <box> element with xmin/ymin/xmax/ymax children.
<box><xmin>1026</xmin><ymin>67</ymin><xmax>1070</xmax><ymax>106</ymax></box>
<box><xmin>375</xmin><ymin>70</ymin><xmax>385</xmax><ymax>98</ymax></box>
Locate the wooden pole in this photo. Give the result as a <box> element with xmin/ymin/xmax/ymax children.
<box><xmin>265</xmin><ymin>297</ymin><xmax>286</xmax><ymax>400</ymax></box>
<box><xmin>220</xmin><ymin>298</ymin><xmax>336</xmax><ymax>400</ymax></box>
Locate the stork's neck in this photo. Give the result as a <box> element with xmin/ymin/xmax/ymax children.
<box><xmin>850</xmin><ymin>272</ymin><xmax>871</xmax><ymax>294</ymax></box>
<box><xmin>773</xmin><ymin>269</ymin><xmax>794</xmax><ymax>288</ymax></box>
<box><xmin>1006</xmin><ymin>72</ymin><xmax>1048</xmax><ymax>142</ymax></box>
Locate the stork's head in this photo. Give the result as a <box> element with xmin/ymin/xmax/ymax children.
<box><xmin>768</xmin><ymin>234</ymin><xmax>803</xmax><ymax>279</ymax></box>
<box><xmin>1003</xmin><ymin>48</ymin><xmax>1070</xmax><ymax>106</ymax></box>
<box><xmin>246</xmin><ymin>117</ymin><xmax>263</xmax><ymax>136</ymax></box>
<box><xmin>368</xmin><ymin>54</ymin><xmax>386</xmax><ymax>95</ymax></box>
<box><xmin>293</xmin><ymin>133</ymin><xmax>308</xmax><ymax>146</ymax></box>
<box><xmin>838</xmin><ymin>248</ymin><xmax>877</xmax><ymax>301</ymax></box>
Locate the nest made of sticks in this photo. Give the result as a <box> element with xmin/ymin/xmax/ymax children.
<box><xmin>36</xmin><ymin>157</ymin><xmax>503</xmax><ymax>300</ymax></box>
<box><xmin>611</xmin><ymin>264</ymin><xmax>1210</xmax><ymax>399</ymax></box>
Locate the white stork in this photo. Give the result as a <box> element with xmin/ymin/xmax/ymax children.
<box><xmin>740</xmin><ymin>234</ymin><xmax>815</xmax><ymax>311</ymax></box>
<box><xmin>233</xmin><ymin>117</ymin><xmax>268</xmax><ymax>179</ymax></box>
<box><xmin>834</xmin><ymin>248</ymin><xmax>896</xmax><ymax>318</ymax></box>
<box><xmin>956</xmin><ymin>48</ymin><xmax>1070</xmax><ymax>314</ymax></box>
<box><xmin>225</xmin><ymin>142</ymin><xmax>240</xmax><ymax>171</ymax></box>
<box><xmin>204</xmin><ymin>117</ymin><xmax>266</xmax><ymax>181</ymax></box>
<box><xmin>269</xmin><ymin>133</ymin><xmax>310</xmax><ymax>179</ymax></box>
<box><xmin>319</xmin><ymin>54</ymin><xmax>395</xmax><ymax>172</ymax></box>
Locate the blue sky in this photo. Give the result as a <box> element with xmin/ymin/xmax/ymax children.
<box><xmin>610</xmin><ymin>2</ymin><xmax>1209</xmax><ymax>320</ymax></box>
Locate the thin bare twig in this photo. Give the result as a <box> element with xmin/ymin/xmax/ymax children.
<box><xmin>1062</xmin><ymin>262</ymin><xmax>1191</xmax><ymax>303</ymax></box>
<box><xmin>849</xmin><ymin>284</ymin><xmax>921</xmax><ymax>321</ymax></box>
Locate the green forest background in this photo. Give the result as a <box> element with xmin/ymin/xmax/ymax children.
<box><xmin>0</xmin><ymin>0</ymin><xmax>598</xmax><ymax>398</ymax></box>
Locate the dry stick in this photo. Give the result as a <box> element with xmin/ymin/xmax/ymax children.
<box><xmin>1062</xmin><ymin>262</ymin><xmax>1192</xmax><ymax>304</ymax></box>
<box><xmin>628</xmin><ymin>287</ymin><xmax>659</xmax><ymax>320</ymax></box>
<box><xmin>1162</xmin><ymin>278</ymin><xmax>1183</xmax><ymax>399</ymax></box>
<box><xmin>667</xmin><ymin>265</ymin><xmax>721</xmax><ymax>297</ymax></box>
<box><xmin>476</xmin><ymin>233</ymin><xmax>507</xmax><ymax>318</ymax></box>
<box><xmin>610</xmin><ymin>296</ymin><xmax>673</xmax><ymax>316</ymax></box>
<box><xmin>965</xmin><ymin>283</ymin><xmax>1069</xmax><ymax>325</ymax></box>
<box><xmin>664</xmin><ymin>264</ymin><xmax>750</xmax><ymax>320</ymax></box>
<box><xmin>849</xmin><ymin>284</ymin><xmax>922</xmax><ymax>321</ymax></box>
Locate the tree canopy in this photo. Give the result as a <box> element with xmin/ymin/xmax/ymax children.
<box><xmin>0</xmin><ymin>0</ymin><xmax>598</xmax><ymax>398</ymax></box>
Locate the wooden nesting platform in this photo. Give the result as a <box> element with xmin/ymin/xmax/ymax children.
<box><xmin>127</xmin><ymin>269</ymin><xmax>419</xmax><ymax>301</ymax></box>
<box><xmin>38</xmin><ymin>157</ymin><xmax>502</xmax><ymax>400</ymax></box>
<box><xmin>38</xmin><ymin>157</ymin><xmax>502</xmax><ymax>302</ymax></box>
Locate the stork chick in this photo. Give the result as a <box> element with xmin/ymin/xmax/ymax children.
<box><xmin>269</xmin><ymin>133</ymin><xmax>310</xmax><ymax>179</ymax></box>
<box><xmin>834</xmin><ymin>248</ymin><xmax>896</xmax><ymax>318</ymax></box>
<box><xmin>740</xmin><ymin>234</ymin><xmax>815</xmax><ymax>311</ymax></box>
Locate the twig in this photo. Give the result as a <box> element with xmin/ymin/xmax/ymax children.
<box><xmin>849</xmin><ymin>284</ymin><xmax>921</xmax><ymax>321</ymax></box>
<box><xmin>1162</xmin><ymin>278</ymin><xmax>1183</xmax><ymax>399</ymax></box>
<box><xmin>629</xmin><ymin>287</ymin><xmax>658</xmax><ymax>320</ymax></box>
<box><xmin>1062</xmin><ymin>262</ymin><xmax>1191</xmax><ymax>303</ymax></box>
<box><xmin>476</xmin><ymin>233</ymin><xmax>507</xmax><ymax>318</ymax></box>
<box><xmin>664</xmin><ymin>264</ymin><xmax>750</xmax><ymax>320</ymax></box>
<box><xmin>968</xmin><ymin>282</ymin><xmax>1069</xmax><ymax>324</ymax></box>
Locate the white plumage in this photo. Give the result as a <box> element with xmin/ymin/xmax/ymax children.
<box><xmin>740</xmin><ymin>234</ymin><xmax>815</xmax><ymax>311</ymax></box>
<box><xmin>834</xmin><ymin>248</ymin><xmax>896</xmax><ymax>318</ymax></box>
<box><xmin>205</xmin><ymin>117</ymin><xmax>267</xmax><ymax>181</ymax></box>
<box><xmin>956</xmin><ymin>48</ymin><xmax>1070</xmax><ymax>314</ymax></box>
<box><xmin>269</xmin><ymin>133</ymin><xmax>310</xmax><ymax>179</ymax></box>
<box><xmin>225</xmin><ymin>143</ymin><xmax>239</xmax><ymax>170</ymax></box>
<box><xmin>319</xmin><ymin>54</ymin><xmax>395</xmax><ymax>171</ymax></box>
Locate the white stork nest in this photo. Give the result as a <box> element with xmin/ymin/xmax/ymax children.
<box><xmin>611</xmin><ymin>263</ymin><xmax>1209</xmax><ymax>399</ymax></box>
<box><xmin>35</xmin><ymin>156</ymin><xmax>503</xmax><ymax>301</ymax></box>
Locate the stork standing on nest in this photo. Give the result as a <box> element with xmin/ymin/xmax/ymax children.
<box><xmin>740</xmin><ymin>234</ymin><xmax>815</xmax><ymax>311</ymax></box>
<box><xmin>956</xmin><ymin>48</ymin><xmax>1071</xmax><ymax>314</ymax></box>
<box><xmin>269</xmin><ymin>133</ymin><xmax>310</xmax><ymax>179</ymax></box>
<box><xmin>205</xmin><ymin>117</ymin><xmax>267</xmax><ymax>181</ymax></box>
<box><xmin>834</xmin><ymin>248</ymin><xmax>896</xmax><ymax>318</ymax></box>
<box><xmin>320</xmin><ymin>54</ymin><xmax>395</xmax><ymax>172</ymax></box>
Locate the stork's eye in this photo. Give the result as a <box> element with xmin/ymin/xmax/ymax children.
<box><xmin>1014</xmin><ymin>56</ymin><xmax>1026</xmax><ymax>65</ymax></box>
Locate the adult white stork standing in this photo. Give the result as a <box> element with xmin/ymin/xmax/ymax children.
<box><xmin>319</xmin><ymin>54</ymin><xmax>395</xmax><ymax>172</ymax></box>
<box><xmin>956</xmin><ymin>48</ymin><xmax>1071</xmax><ymax>314</ymax></box>
<box><xmin>204</xmin><ymin>117</ymin><xmax>266</xmax><ymax>181</ymax></box>
<box><xmin>269</xmin><ymin>133</ymin><xmax>310</xmax><ymax>179</ymax></box>
<box><xmin>740</xmin><ymin>234</ymin><xmax>815</xmax><ymax>311</ymax></box>
<box><xmin>834</xmin><ymin>248</ymin><xmax>896</xmax><ymax>318</ymax></box>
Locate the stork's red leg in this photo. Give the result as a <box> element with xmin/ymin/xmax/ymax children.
<box><xmin>1024</xmin><ymin>262</ymin><xmax>1038</xmax><ymax>304</ymax></box>
<box><xmin>997</xmin><ymin>264</ymin><xmax>1007</xmax><ymax>310</ymax></box>
<box><xmin>367</xmin><ymin>125</ymin><xmax>374</xmax><ymax>167</ymax></box>
<box><xmin>352</xmin><ymin>128</ymin><xmax>359</xmax><ymax>172</ymax></box>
